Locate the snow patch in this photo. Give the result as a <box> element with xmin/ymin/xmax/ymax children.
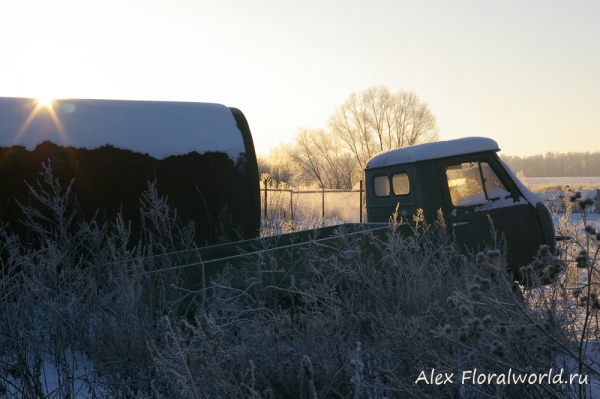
<box><xmin>0</xmin><ymin>97</ymin><xmax>245</xmax><ymax>161</ymax></box>
<box><xmin>455</xmin><ymin>188</ymin><xmax>523</xmax><ymax>209</ymax></box>
<box><xmin>456</xmin><ymin>192</ymin><xmax>487</xmax><ymax>207</ymax></box>
<box><xmin>486</xmin><ymin>187</ymin><xmax>512</xmax><ymax>200</ymax></box>
<box><xmin>475</xmin><ymin>196</ymin><xmax>527</xmax><ymax>212</ymax></box>
<box><xmin>498</xmin><ymin>159</ymin><xmax>543</xmax><ymax>205</ymax></box>
<box><xmin>366</xmin><ymin>137</ymin><xmax>499</xmax><ymax>168</ymax></box>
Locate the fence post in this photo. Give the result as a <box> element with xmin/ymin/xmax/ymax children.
<box><xmin>263</xmin><ymin>178</ymin><xmax>268</xmax><ymax>227</ymax></box>
<box><xmin>359</xmin><ymin>179</ymin><xmax>363</xmax><ymax>223</ymax></box>
<box><xmin>321</xmin><ymin>187</ymin><xmax>325</xmax><ymax>228</ymax></box>
<box><xmin>290</xmin><ymin>189</ymin><xmax>294</xmax><ymax>230</ymax></box>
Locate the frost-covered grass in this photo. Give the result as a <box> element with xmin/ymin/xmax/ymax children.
<box><xmin>0</xmin><ymin>164</ymin><xmax>189</xmax><ymax>398</ymax></box>
<box><xmin>1</xmin><ymin>166</ymin><xmax>599</xmax><ymax>398</ymax></box>
<box><xmin>549</xmin><ymin>202</ymin><xmax>600</xmax><ymax>398</ymax></box>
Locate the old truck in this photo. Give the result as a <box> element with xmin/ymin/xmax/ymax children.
<box><xmin>189</xmin><ymin>137</ymin><xmax>556</xmax><ymax>285</ymax></box>
<box><xmin>364</xmin><ymin>137</ymin><xmax>556</xmax><ymax>280</ymax></box>
<box><xmin>0</xmin><ymin>97</ymin><xmax>555</xmax><ymax>285</ymax></box>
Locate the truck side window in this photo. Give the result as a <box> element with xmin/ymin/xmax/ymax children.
<box><xmin>446</xmin><ymin>162</ymin><xmax>510</xmax><ymax>206</ymax></box>
<box><xmin>392</xmin><ymin>173</ymin><xmax>410</xmax><ymax>195</ymax></box>
<box><xmin>480</xmin><ymin>162</ymin><xmax>510</xmax><ymax>200</ymax></box>
<box><xmin>374</xmin><ymin>175</ymin><xmax>390</xmax><ymax>197</ymax></box>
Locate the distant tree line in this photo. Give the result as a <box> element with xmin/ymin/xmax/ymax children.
<box><xmin>259</xmin><ymin>86</ymin><xmax>439</xmax><ymax>189</ymax></box>
<box><xmin>500</xmin><ymin>152</ymin><xmax>600</xmax><ymax>177</ymax></box>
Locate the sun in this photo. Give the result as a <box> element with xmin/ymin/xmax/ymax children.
<box><xmin>14</xmin><ymin>96</ymin><xmax>69</xmax><ymax>144</ymax></box>
<box><xmin>37</xmin><ymin>97</ymin><xmax>54</xmax><ymax>108</ymax></box>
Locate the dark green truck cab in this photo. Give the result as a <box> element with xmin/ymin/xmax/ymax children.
<box><xmin>365</xmin><ymin>137</ymin><xmax>556</xmax><ymax>281</ymax></box>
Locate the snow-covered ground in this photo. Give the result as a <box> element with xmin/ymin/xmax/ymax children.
<box><xmin>536</xmin><ymin>187</ymin><xmax>600</xmax><ymax>227</ymax></box>
<box><xmin>553</xmin><ymin>212</ymin><xmax>600</xmax><ymax>227</ymax></box>
<box><xmin>524</xmin><ymin>177</ymin><xmax>600</xmax><ymax>186</ymax></box>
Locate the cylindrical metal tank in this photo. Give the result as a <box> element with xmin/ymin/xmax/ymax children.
<box><xmin>0</xmin><ymin>97</ymin><xmax>260</xmax><ymax>245</ymax></box>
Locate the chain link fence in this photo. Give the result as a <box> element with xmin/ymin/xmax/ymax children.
<box><xmin>259</xmin><ymin>181</ymin><xmax>366</xmax><ymax>236</ymax></box>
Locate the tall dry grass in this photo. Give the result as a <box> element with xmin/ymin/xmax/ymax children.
<box><xmin>0</xmin><ymin>164</ymin><xmax>598</xmax><ymax>398</ymax></box>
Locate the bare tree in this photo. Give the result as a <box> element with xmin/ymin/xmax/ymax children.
<box><xmin>257</xmin><ymin>143</ymin><xmax>296</xmax><ymax>184</ymax></box>
<box><xmin>260</xmin><ymin>86</ymin><xmax>438</xmax><ymax>189</ymax></box>
<box><xmin>289</xmin><ymin>128</ymin><xmax>356</xmax><ymax>189</ymax></box>
<box><xmin>329</xmin><ymin>86</ymin><xmax>439</xmax><ymax>168</ymax></box>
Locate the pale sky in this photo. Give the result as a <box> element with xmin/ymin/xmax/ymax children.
<box><xmin>1</xmin><ymin>0</ymin><xmax>598</xmax><ymax>157</ymax></box>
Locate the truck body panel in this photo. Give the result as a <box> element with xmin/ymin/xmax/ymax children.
<box><xmin>0</xmin><ymin>97</ymin><xmax>261</xmax><ymax>245</ymax></box>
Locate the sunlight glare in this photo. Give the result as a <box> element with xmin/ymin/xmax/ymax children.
<box><xmin>12</xmin><ymin>97</ymin><xmax>69</xmax><ymax>146</ymax></box>
<box><xmin>37</xmin><ymin>97</ymin><xmax>53</xmax><ymax>109</ymax></box>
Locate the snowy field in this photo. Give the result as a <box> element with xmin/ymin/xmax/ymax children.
<box><xmin>526</xmin><ymin>177</ymin><xmax>600</xmax><ymax>227</ymax></box>
<box><xmin>523</xmin><ymin>177</ymin><xmax>600</xmax><ymax>186</ymax></box>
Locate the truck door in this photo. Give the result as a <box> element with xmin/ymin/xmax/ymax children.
<box><xmin>437</xmin><ymin>155</ymin><xmax>546</xmax><ymax>278</ymax></box>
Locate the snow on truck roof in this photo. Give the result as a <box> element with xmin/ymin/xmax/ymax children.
<box><xmin>0</xmin><ymin>97</ymin><xmax>245</xmax><ymax>161</ymax></box>
<box><xmin>365</xmin><ymin>137</ymin><xmax>543</xmax><ymax>205</ymax></box>
<box><xmin>366</xmin><ymin>137</ymin><xmax>500</xmax><ymax>168</ymax></box>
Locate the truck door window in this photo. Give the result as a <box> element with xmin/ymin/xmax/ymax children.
<box><xmin>480</xmin><ymin>162</ymin><xmax>510</xmax><ymax>200</ymax></box>
<box><xmin>392</xmin><ymin>173</ymin><xmax>410</xmax><ymax>195</ymax></box>
<box><xmin>374</xmin><ymin>175</ymin><xmax>390</xmax><ymax>197</ymax></box>
<box><xmin>446</xmin><ymin>162</ymin><xmax>510</xmax><ymax>206</ymax></box>
<box><xmin>446</xmin><ymin>163</ymin><xmax>485</xmax><ymax>206</ymax></box>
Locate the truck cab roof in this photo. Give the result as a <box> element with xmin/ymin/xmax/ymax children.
<box><xmin>366</xmin><ymin>137</ymin><xmax>500</xmax><ymax>168</ymax></box>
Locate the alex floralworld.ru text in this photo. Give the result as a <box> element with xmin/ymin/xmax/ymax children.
<box><xmin>415</xmin><ymin>368</ymin><xmax>589</xmax><ymax>385</ymax></box>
